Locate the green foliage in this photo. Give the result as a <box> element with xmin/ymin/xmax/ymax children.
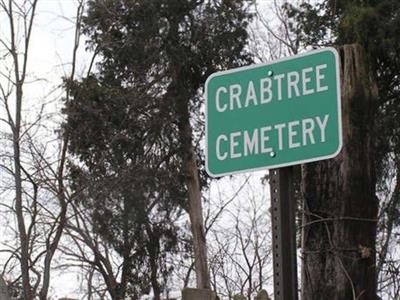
<box><xmin>284</xmin><ymin>0</ymin><xmax>400</xmax><ymax>181</ymax></box>
<box><xmin>282</xmin><ymin>1</ymin><xmax>337</xmax><ymax>47</ymax></box>
<box><xmin>64</xmin><ymin>0</ymin><xmax>253</xmax><ymax>297</ymax></box>
<box><xmin>82</xmin><ymin>0</ymin><xmax>252</xmax><ymax>88</ymax></box>
<box><xmin>65</xmin><ymin>76</ymin><xmax>184</xmax><ymax>298</ymax></box>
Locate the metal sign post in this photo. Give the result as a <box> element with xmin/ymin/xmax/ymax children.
<box><xmin>269</xmin><ymin>167</ymin><xmax>298</xmax><ymax>300</ymax></box>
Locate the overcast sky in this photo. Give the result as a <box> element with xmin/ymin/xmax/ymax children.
<box><xmin>0</xmin><ymin>0</ymin><xmax>273</xmax><ymax>298</ymax></box>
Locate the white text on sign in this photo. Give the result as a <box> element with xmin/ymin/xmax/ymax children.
<box><xmin>216</xmin><ymin>114</ymin><xmax>329</xmax><ymax>160</ymax></box>
<box><xmin>215</xmin><ymin>64</ymin><xmax>328</xmax><ymax>112</ymax></box>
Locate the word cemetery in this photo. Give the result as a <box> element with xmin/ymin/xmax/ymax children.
<box><xmin>206</xmin><ymin>48</ymin><xmax>342</xmax><ymax>176</ymax></box>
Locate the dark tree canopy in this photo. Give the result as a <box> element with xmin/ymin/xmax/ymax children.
<box><xmin>284</xmin><ymin>0</ymin><xmax>400</xmax><ymax>170</ymax></box>
<box><xmin>64</xmin><ymin>0</ymin><xmax>253</xmax><ymax>298</ymax></box>
<box><xmin>78</xmin><ymin>0</ymin><xmax>253</xmax><ymax>187</ymax></box>
<box><xmin>66</xmin><ymin>77</ymin><xmax>184</xmax><ymax>299</ymax></box>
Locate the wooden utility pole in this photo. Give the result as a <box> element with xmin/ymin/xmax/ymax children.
<box><xmin>301</xmin><ymin>44</ymin><xmax>379</xmax><ymax>300</ymax></box>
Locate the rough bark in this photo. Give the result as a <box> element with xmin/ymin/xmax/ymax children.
<box><xmin>301</xmin><ymin>44</ymin><xmax>379</xmax><ymax>300</ymax></box>
<box><xmin>180</xmin><ymin>116</ymin><xmax>211</xmax><ymax>289</ymax></box>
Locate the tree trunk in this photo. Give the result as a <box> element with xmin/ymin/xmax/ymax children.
<box><xmin>6</xmin><ymin>1</ymin><xmax>38</xmax><ymax>298</ymax></box>
<box><xmin>145</xmin><ymin>223</ymin><xmax>162</xmax><ymax>300</ymax></box>
<box><xmin>301</xmin><ymin>44</ymin><xmax>379</xmax><ymax>300</ymax></box>
<box><xmin>180</xmin><ymin>116</ymin><xmax>211</xmax><ymax>289</ymax></box>
<box><xmin>13</xmin><ymin>78</ymin><xmax>33</xmax><ymax>300</ymax></box>
<box><xmin>167</xmin><ymin>19</ymin><xmax>210</xmax><ymax>287</ymax></box>
<box><xmin>39</xmin><ymin>139</ymin><xmax>68</xmax><ymax>300</ymax></box>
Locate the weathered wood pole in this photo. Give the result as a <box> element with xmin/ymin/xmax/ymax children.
<box><xmin>301</xmin><ymin>44</ymin><xmax>379</xmax><ymax>300</ymax></box>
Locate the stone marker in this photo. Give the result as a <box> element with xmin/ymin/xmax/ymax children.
<box><xmin>255</xmin><ymin>289</ymin><xmax>271</xmax><ymax>300</ymax></box>
<box><xmin>182</xmin><ymin>288</ymin><xmax>216</xmax><ymax>300</ymax></box>
<box><xmin>0</xmin><ymin>277</ymin><xmax>10</xmax><ymax>300</ymax></box>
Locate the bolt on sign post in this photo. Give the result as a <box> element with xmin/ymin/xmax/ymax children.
<box><xmin>205</xmin><ymin>48</ymin><xmax>342</xmax><ymax>300</ymax></box>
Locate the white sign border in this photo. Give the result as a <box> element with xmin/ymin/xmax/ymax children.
<box><xmin>205</xmin><ymin>47</ymin><xmax>342</xmax><ymax>177</ymax></box>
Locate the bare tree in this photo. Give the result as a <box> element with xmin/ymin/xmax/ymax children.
<box><xmin>59</xmin><ymin>202</ymin><xmax>120</xmax><ymax>299</ymax></box>
<box><xmin>376</xmin><ymin>154</ymin><xmax>400</xmax><ymax>299</ymax></box>
<box><xmin>0</xmin><ymin>1</ymin><xmax>40</xmax><ymax>296</ymax></box>
<box><xmin>250</xmin><ymin>0</ymin><xmax>301</xmax><ymax>64</ymax></box>
<box><xmin>170</xmin><ymin>175</ymin><xmax>273</xmax><ymax>300</ymax></box>
<box><xmin>209</xmin><ymin>193</ymin><xmax>272</xmax><ymax>300</ymax></box>
<box><xmin>0</xmin><ymin>1</ymin><xmax>85</xmax><ymax>298</ymax></box>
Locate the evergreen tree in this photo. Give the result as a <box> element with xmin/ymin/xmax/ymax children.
<box><xmin>285</xmin><ymin>1</ymin><xmax>400</xmax><ymax>162</ymax></box>
<box><xmin>66</xmin><ymin>78</ymin><xmax>184</xmax><ymax>299</ymax></box>
<box><xmin>64</xmin><ymin>0</ymin><xmax>253</xmax><ymax>297</ymax></box>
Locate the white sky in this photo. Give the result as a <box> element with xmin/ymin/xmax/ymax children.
<box><xmin>0</xmin><ymin>1</ymin><xmax>93</xmax><ymax>298</ymax></box>
<box><xmin>0</xmin><ymin>0</ymin><xmax>276</xmax><ymax>298</ymax></box>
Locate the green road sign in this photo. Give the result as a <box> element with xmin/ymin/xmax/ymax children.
<box><xmin>205</xmin><ymin>48</ymin><xmax>342</xmax><ymax>177</ymax></box>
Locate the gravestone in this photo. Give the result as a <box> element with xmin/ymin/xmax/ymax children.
<box><xmin>0</xmin><ymin>277</ymin><xmax>10</xmax><ymax>300</ymax></box>
<box><xmin>181</xmin><ymin>288</ymin><xmax>216</xmax><ymax>300</ymax></box>
<box><xmin>255</xmin><ymin>289</ymin><xmax>271</xmax><ymax>300</ymax></box>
